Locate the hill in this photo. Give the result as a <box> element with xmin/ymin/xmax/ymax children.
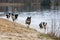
<box><xmin>0</xmin><ymin>18</ymin><xmax>59</xmax><ymax>40</ymax></box>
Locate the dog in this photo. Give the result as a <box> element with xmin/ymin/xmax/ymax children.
<box><xmin>6</xmin><ymin>13</ymin><xmax>11</xmax><ymax>19</ymax></box>
<box><xmin>25</xmin><ymin>17</ymin><xmax>31</xmax><ymax>28</ymax></box>
<box><xmin>11</xmin><ymin>14</ymin><xmax>18</xmax><ymax>21</ymax></box>
<box><xmin>39</xmin><ymin>22</ymin><xmax>47</xmax><ymax>30</ymax></box>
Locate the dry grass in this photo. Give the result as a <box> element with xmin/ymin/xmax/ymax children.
<box><xmin>37</xmin><ymin>32</ymin><xmax>60</xmax><ymax>40</ymax></box>
<box><xmin>0</xmin><ymin>18</ymin><xmax>59</xmax><ymax>40</ymax></box>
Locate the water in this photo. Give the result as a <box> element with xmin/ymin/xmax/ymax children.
<box><xmin>0</xmin><ymin>10</ymin><xmax>60</xmax><ymax>37</ymax></box>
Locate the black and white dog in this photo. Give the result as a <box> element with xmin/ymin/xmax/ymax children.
<box><xmin>39</xmin><ymin>22</ymin><xmax>47</xmax><ymax>30</ymax></box>
<box><xmin>6</xmin><ymin>13</ymin><xmax>11</xmax><ymax>19</ymax></box>
<box><xmin>11</xmin><ymin>14</ymin><xmax>18</xmax><ymax>21</ymax></box>
<box><xmin>25</xmin><ymin>17</ymin><xmax>31</xmax><ymax>28</ymax></box>
<box><xmin>6</xmin><ymin>13</ymin><xmax>18</xmax><ymax>21</ymax></box>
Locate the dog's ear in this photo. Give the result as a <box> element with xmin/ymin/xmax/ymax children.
<box><xmin>9</xmin><ymin>13</ymin><xmax>10</xmax><ymax>15</ymax></box>
<box><xmin>27</xmin><ymin>17</ymin><xmax>29</xmax><ymax>19</ymax></box>
<box><xmin>30</xmin><ymin>17</ymin><xmax>31</xmax><ymax>18</ymax></box>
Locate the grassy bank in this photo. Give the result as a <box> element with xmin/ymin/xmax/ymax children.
<box><xmin>0</xmin><ymin>18</ymin><xmax>59</xmax><ymax>40</ymax></box>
